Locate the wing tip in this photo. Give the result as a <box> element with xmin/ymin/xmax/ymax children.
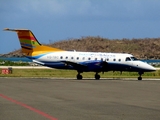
<box><xmin>3</xmin><ymin>28</ymin><xmax>10</xmax><ymax>31</ymax></box>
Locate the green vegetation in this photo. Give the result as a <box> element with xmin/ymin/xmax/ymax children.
<box><xmin>0</xmin><ymin>59</ymin><xmax>30</xmax><ymax>66</ymax></box>
<box><xmin>0</xmin><ymin>69</ymin><xmax>160</xmax><ymax>78</ymax></box>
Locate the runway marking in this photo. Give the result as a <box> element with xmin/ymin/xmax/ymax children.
<box><xmin>0</xmin><ymin>94</ymin><xmax>58</xmax><ymax>120</ymax></box>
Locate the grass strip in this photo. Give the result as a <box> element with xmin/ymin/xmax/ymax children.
<box><xmin>0</xmin><ymin>69</ymin><xmax>160</xmax><ymax>78</ymax></box>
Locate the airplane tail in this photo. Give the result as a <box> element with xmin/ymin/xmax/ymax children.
<box><xmin>4</xmin><ymin>28</ymin><xmax>64</xmax><ymax>56</ymax></box>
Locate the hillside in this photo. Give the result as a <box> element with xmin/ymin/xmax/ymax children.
<box><xmin>1</xmin><ymin>37</ymin><xmax>160</xmax><ymax>59</ymax></box>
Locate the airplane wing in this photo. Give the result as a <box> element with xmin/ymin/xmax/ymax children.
<box><xmin>62</xmin><ymin>60</ymin><xmax>108</xmax><ymax>72</ymax></box>
<box><xmin>62</xmin><ymin>61</ymin><xmax>87</xmax><ymax>69</ymax></box>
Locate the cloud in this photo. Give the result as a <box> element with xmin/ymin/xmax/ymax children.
<box><xmin>0</xmin><ymin>0</ymin><xmax>160</xmax><ymax>20</ymax></box>
<box><xmin>0</xmin><ymin>0</ymin><xmax>115</xmax><ymax>19</ymax></box>
<box><xmin>1</xmin><ymin>0</ymin><xmax>160</xmax><ymax>21</ymax></box>
<box><xmin>4</xmin><ymin>1</ymin><xmax>90</xmax><ymax>16</ymax></box>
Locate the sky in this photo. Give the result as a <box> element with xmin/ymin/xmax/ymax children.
<box><xmin>1</xmin><ymin>0</ymin><xmax>160</xmax><ymax>54</ymax></box>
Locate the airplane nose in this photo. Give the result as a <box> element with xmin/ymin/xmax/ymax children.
<box><xmin>152</xmin><ymin>66</ymin><xmax>156</xmax><ymax>71</ymax></box>
<box><xmin>139</xmin><ymin>61</ymin><xmax>156</xmax><ymax>72</ymax></box>
<box><xmin>146</xmin><ymin>64</ymin><xmax>156</xmax><ymax>71</ymax></box>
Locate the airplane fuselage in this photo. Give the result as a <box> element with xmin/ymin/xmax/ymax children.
<box><xmin>31</xmin><ymin>51</ymin><xmax>155</xmax><ymax>73</ymax></box>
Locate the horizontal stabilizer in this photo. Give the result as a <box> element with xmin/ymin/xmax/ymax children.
<box><xmin>4</xmin><ymin>28</ymin><xmax>29</xmax><ymax>32</ymax></box>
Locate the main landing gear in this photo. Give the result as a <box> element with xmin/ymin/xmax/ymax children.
<box><xmin>95</xmin><ymin>73</ymin><xmax>100</xmax><ymax>80</ymax></box>
<box><xmin>77</xmin><ymin>73</ymin><xmax>83</xmax><ymax>80</ymax></box>
<box><xmin>76</xmin><ymin>72</ymin><xmax>101</xmax><ymax>80</ymax></box>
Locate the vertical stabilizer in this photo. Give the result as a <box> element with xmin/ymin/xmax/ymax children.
<box><xmin>4</xmin><ymin>28</ymin><xmax>64</xmax><ymax>56</ymax></box>
<box><xmin>4</xmin><ymin>28</ymin><xmax>41</xmax><ymax>55</ymax></box>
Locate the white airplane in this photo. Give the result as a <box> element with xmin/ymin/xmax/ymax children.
<box><xmin>4</xmin><ymin>28</ymin><xmax>156</xmax><ymax>80</ymax></box>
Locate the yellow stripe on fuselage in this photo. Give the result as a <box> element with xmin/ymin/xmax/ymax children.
<box><xmin>29</xmin><ymin>45</ymin><xmax>65</xmax><ymax>56</ymax></box>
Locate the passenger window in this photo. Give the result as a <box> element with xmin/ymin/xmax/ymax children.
<box><xmin>66</xmin><ymin>56</ymin><xmax>68</xmax><ymax>59</ymax></box>
<box><xmin>95</xmin><ymin>58</ymin><xmax>97</xmax><ymax>60</ymax></box>
<box><xmin>118</xmin><ymin>59</ymin><xmax>121</xmax><ymax>62</ymax></box>
<box><xmin>125</xmin><ymin>57</ymin><xmax>131</xmax><ymax>61</ymax></box>
<box><xmin>77</xmin><ymin>57</ymin><xmax>79</xmax><ymax>60</ymax></box>
<box><xmin>82</xmin><ymin>57</ymin><xmax>85</xmax><ymax>60</ymax></box>
<box><xmin>113</xmin><ymin>59</ymin><xmax>116</xmax><ymax>61</ymax></box>
<box><xmin>107</xmin><ymin>58</ymin><xmax>109</xmax><ymax>61</ymax></box>
<box><xmin>60</xmin><ymin>56</ymin><xmax>63</xmax><ymax>59</ymax></box>
<box><xmin>88</xmin><ymin>58</ymin><xmax>91</xmax><ymax>60</ymax></box>
<box><xmin>71</xmin><ymin>57</ymin><xmax>74</xmax><ymax>59</ymax></box>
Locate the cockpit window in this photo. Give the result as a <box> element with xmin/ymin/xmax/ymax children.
<box><xmin>130</xmin><ymin>57</ymin><xmax>138</xmax><ymax>61</ymax></box>
<box><xmin>126</xmin><ymin>57</ymin><xmax>138</xmax><ymax>61</ymax></box>
<box><xmin>125</xmin><ymin>57</ymin><xmax>131</xmax><ymax>61</ymax></box>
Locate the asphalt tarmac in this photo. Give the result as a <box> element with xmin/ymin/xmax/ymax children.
<box><xmin>0</xmin><ymin>78</ymin><xmax>160</xmax><ymax>120</ymax></box>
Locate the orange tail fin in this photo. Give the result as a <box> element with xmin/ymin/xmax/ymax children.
<box><xmin>4</xmin><ymin>28</ymin><xmax>64</xmax><ymax>56</ymax></box>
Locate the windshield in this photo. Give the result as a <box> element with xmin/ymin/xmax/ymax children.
<box><xmin>130</xmin><ymin>57</ymin><xmax>139</xmax><ymax>61</ymax></box>
<box><xmin>125</xmin><ymin>57</ymin><xmax>139</xmax><ymax>61</ymax></box>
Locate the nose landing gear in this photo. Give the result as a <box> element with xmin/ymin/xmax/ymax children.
<box><xmin>138</xmin><ymin>72</ymin><xmax>144</xmax><ymax>80</ymax></box>
<box><xmin>138</xmin><ymin>76</ymin><xmax>142</xmax><ymax>80</ymax></box>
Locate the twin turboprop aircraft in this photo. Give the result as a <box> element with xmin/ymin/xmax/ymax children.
<box><xmin>4</xmin><ymin>28</ymin><xmax>156</xmax><ymax>80</ymax></box>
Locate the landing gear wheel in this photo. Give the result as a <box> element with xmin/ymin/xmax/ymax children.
<box><xmin>77</xmin><ymin>74</ymin><xmax>82</xmax><ymax>80</ymax></box>
<box><xmin>95</xmin><ymin>74</ymin><xmax>100</xmax><ymax>80</ymax></box>
<box><xmin>138</xmin><ymin>77</ymin><xmax>142</xmax><ymax>80</ymax></box>
<box><xmin>138</xmin><ymin>72</ymin><xmax>143</xmax><ymax>80</ymax></box>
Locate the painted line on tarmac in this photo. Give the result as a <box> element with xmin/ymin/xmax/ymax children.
<box><xmin>0</xmin><ymin>94</ymin><xmax>58</xmax><ymax>120</ymax></box>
